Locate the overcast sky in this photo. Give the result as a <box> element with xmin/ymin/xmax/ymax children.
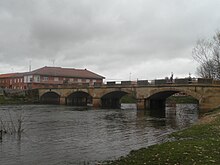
<box><xmin>0</xmin><ymin>0</ymin><xmax>220</xmax><ymax>81</ymax></box>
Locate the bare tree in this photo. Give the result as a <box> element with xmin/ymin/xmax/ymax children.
<box><xmin>192</xmin><ymin>31</ymin><xmax>220</xmax><ymax>79</ymax></box>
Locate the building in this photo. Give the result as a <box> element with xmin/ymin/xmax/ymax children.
<box><xmin>0</xmin><ymin>66</ymin><xmax>105</xmax><ymax>89</ymax></box>
<box><xmin>0</xmin><ymin>73</ymin><xmax>25</xmax><ymax>89</ymax></box>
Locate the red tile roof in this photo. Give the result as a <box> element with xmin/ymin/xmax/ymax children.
<box><xmin>0</xmin><ymin>73</ymin><xmax>17</xmax><ymax>78</ymax></box>
<box><xmin>28</xmin><ymin>66</ymin><xmax>105</xmax><ymax>79</ymax></box>
<box><xmin>0</xmin><ymin>72</ymin><xmax>26</xmax><ymax>78</ymax></box>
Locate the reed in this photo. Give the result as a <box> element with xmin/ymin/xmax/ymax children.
<box><xmin>0</xmin><ymin>110</ymin><xmax>25</xmax><ymax>141</ymax></box>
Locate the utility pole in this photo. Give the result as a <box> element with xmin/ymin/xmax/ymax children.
<box><xmin>29</xmin><ymin>60</ymin><xmax>32</xmax><ymax>72</ymax></box>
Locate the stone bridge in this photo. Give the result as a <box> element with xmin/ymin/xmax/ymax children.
<box><xmin>37</xmin><ymin>83</ymin><xmax>220</xmax><ymax>113</ymax></box>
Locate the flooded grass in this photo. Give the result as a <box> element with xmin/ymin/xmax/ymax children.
<box><xmin>105</xmin><ymin>108</ymin><xmax>220</xmax><ymax>165</ymax></box>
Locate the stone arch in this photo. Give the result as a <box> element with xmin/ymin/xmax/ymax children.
<box><xmin>40</xmin><ymin>91</ymin><xmax>61</xmax><ymax>104</ymax></box>
<box><xmin>101</xmin><ymin>91</ymin><xmax>130</xmax><ymax>109</ymax></box>
<box><xmin>66</xmin><ymin>91</ymin><xmax>92</xmax><ymax>106</ymax></box>
<box><xmin>146</xmin><ymin>88</ymin><xmax>201</xmax><ymax>111</ymax></box>
<box><xmin>147</xmin><ymin>88</ymin><xmax>202</xmax><ymax>101</ymax></box>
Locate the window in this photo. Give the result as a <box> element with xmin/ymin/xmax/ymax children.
<box><xmin>34</xmin><ymin>75</ymin><xmax>40</xmax><ymax>82</ymax></box>
<box><xmin>43</xmin><ymin>77</ymin><xmax>48</xmax><ymax>81</ymax></box>
<box><xmin>54</xmin><ymin>77</ymin><xmax>59</xmax><ymax>81</ymax></box>
<box><xmin>77</xmin><ymin>79</ymin><xmax>82</xmax><ymax>83</ymax></box>
<box><xmin>86</xmin><ymin>79</ymin><xmax>90</xmax><ymax>83</ymax></box>
<box><xmin>24</xmin><ymin>75</ymin><xmax>33</xmax><ymax>83</ymax></box>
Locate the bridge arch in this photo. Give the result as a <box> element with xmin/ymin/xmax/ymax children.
<box><xmin>66</xmin><ymin>91</ymin><xmax>92</xmax><ymax>106</ymax></box>
<box><xmin>101</xmin><ymin>91</ymin><xmax>130</xmax><ymax>109</ymax></box>
<box><xmin>147</xmin><ymin>88</ymin><xmax>202</xmax><ymax>101</ymax></box>
<box><xmin>40</xmin><ymin>91</ymin><xmax>61</xmax><ymax>104</ymax></box>
<box><xmin>146</xmin><ymin>88</ymin><xmax>201</xmax><ymax>110</ymax></box>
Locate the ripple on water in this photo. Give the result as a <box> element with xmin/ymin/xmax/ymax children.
<box><xmin>0</xmin><ymin>104</ymin><xmax>198</xmax><ymax>165</ymax></box>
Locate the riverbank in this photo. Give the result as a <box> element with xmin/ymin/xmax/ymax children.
<box><xmin>106</xmin><ymin>108</ymin><xmax>220</xmax><ymax>165</ymax></box>
<box><xmin>0</xmin><ymin>95</ymin><xmax>28</xmax><ymax>104</ymax></box>
<box><xmin>0</xmin><ymin>88</ymin><xmax>39</xmax><ymax>105</ymax></box>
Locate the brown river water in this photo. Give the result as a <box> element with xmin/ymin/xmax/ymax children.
<box><xmin>0</xmin><ymin>104</ymin><xmax>198</xmax><ymax>165</ymax></box>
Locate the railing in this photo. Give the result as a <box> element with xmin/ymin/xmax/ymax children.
<box><xmin>38</xmin><ymin>78</ymin><xmax>220</xmax><ymax>89</ymax></box>
<box><xmin>103</xmin><ymin>78</ymin><xmax>216</xmax><ymax>87</ymax></box>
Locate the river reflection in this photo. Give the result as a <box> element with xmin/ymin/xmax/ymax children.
<box><xmin>0</xmin><ymin>104</ymin><xmax>198</xmax><ymax>165</ymax></box>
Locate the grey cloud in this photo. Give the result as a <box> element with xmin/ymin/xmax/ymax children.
<box><xmin>0</xmin><ymin>0</ymin><xmax>220</xmax><ymax>80</ymax></box>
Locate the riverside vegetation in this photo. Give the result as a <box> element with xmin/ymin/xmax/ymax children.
<box><xmin>0</xmin><ymin>94</ymin><xmax>26</xmax><ymax>141</ymax></box>
<box><xmin>0</xmin><ymin>108</ymin><xmax>25</xmax><ymax>141</ymax></box>
<box><xmin>105</xmin><ymin>108</ymin><xmax>220</xmax><ymax>165</ymax></box>
<box><xmin>0</xmin><ymin>95</ymin><xmax>26</xmax><ymax>105</ymax></box>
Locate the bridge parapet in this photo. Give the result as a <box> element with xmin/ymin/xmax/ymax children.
<box><xmin>35</xmin><ymin>78</ymin><xmax>220</xmax><ymax>89</ymax></box>
<box><xmin>103</xmin><ymin>78</ymin><xmax>219</xmax><ymax>87</ymax></box>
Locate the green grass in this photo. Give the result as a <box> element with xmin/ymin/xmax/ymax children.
<box><xmin>166</xmin><ymin>96</ymin><xmax>198</xmax><ymax>104</ymax></box>
<box><xmin>0</xmin><ymin>95</ymin><xmax>26</xmax><ymax>104</ymax></box>
<box><xmin>105</xmin><ymin>109</ymin><xmax>220</xmax><ymax>165</ymax></box>
<box><xmin>0</xmin><ymin>95</ymin><xmax>5</xmax><ymax>104</ymax></box>
<box><xmin>120</xmin><ymin>94</ymin><xmax>136</xmax><ymax>103</ymax></box>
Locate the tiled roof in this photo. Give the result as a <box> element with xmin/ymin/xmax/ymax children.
<box><xmin>14</xmin><ymin>72</ymin><xmax>28</xmax><ymax>77</ymax></box>
<box><xmin>0</xmin><ymin>72</ymin><xmax>26</xmax><ymax>78</ymax></box>
<box><xmin>0</xmin><ymin>73</ymin><xmax>17</xmax><ymax>78</ymax></box>
<box><xmin>29</xmin><ymin>66</ymin><xmax>105</xmax><ymax>79</ymax></box>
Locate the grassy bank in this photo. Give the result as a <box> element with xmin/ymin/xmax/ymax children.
<box><xmin>106</xmin><ymin>108</ymin><xmax>220</xmax><ymax>165</ymax></box>
<box><xmin>0</xmin><ymin>95</ymin><xmax>26</xmax><ymax>104</ymax></box>
<box><xmin>166</xmin><ymin>95</ymin><xmax>198</xmax><ymax>104</ymax></box>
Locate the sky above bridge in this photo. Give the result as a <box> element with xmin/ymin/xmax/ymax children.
<box><xmin>0</xmin><ymin>0</ymin><xmax>220</xmax><ymax>81</ymax></box>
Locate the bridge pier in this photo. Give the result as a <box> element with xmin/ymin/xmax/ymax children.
<box><xmin>92</xmin><ymin>98</ymin><xmax>101</xmax><ymax>109</ymax></box>
<box><xmin>137</xmin><ymin>98</ymin><xmax>146</xmax><ymax>110</ymax></box>
<box><xmin>145</xmin><ymin>99</ymin><xmax>150</xmax><ymax>110</ymax></box>
<box><xmin>137</xmin><ymin>98</ymin><xmax>153</xmax><ymax>110</ymax></box>
<box><xmin>60</xmin><ymin>97</ymin><xmax>66</xmax><ymax>105</ymax></box>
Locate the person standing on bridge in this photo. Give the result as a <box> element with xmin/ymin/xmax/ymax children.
<box><xmin>170</xmin><ymin>72</ymin><xmax>174</xmax><ymax>83</ymax></box>
<box><xmin>188</xmin><ymin>73</ymin><xmax>192</xmax><ymax>84</ymax></box>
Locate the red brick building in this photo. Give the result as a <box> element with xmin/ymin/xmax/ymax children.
<box><xmin>0</xmin><ymin>73</ymin><xmax>25</xmax><ymax>89</ymax></box>
<box><xmin>0</xmin><ymin>66</ymin><xmax>105</xmax><ymax>89</ymax></box>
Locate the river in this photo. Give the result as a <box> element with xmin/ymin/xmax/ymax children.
<box><xmin>0</xmin><ymin>104</ymin><xmax>198</xmax><ymax>165</ymax></box>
